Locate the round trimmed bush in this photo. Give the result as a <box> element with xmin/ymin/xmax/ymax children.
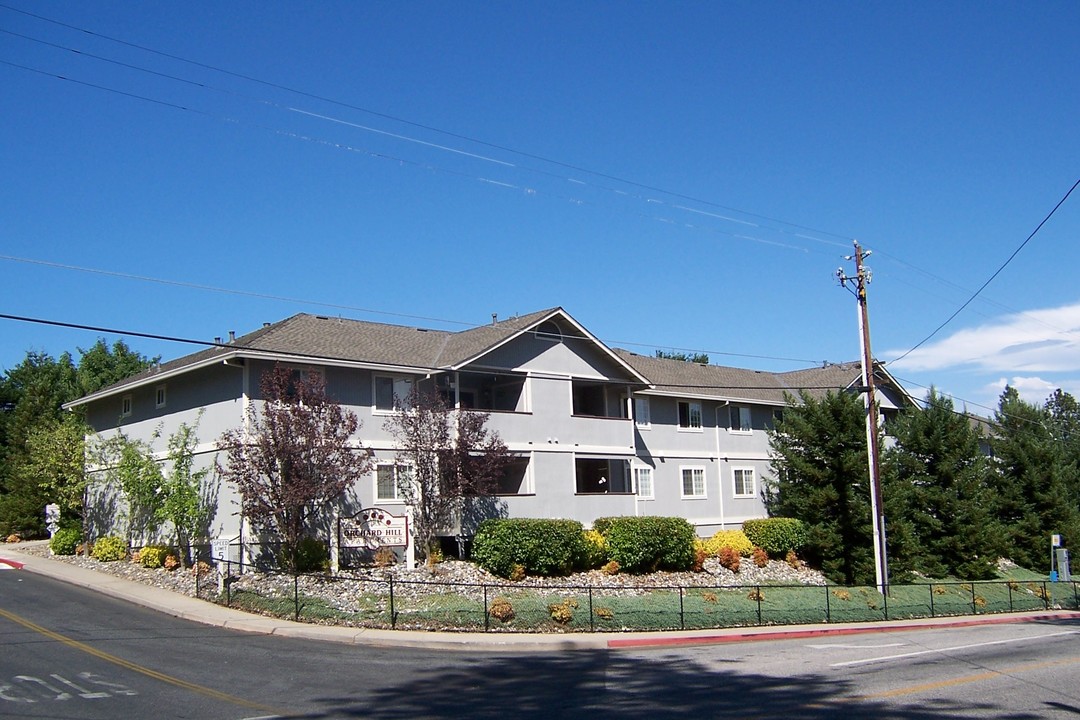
<box><xmin>471</xmin><ymin>518</ymin><xmax>587</xmax><ymax>578</ymax></box>
<box><xmin>602</xmin><ymin>516</ymin><xmax>696</xmax><ymax>573</ymax></box>
<box><xmin>742</xmin><ymin>518</ymin><xmax>807</xmax><ymax>557</ymax></box>
<box><xmin>91</xmin><ymin>536</ymin><xmax>127</xmax><ymax>562</ymax></box>
<box><xmin>49</xmin><ymin>527</ymin><xmax>81</xmax><ymax>556</ymax></box>
<box><xmin>139</xmin><ymin>544</ymin><xmax>172</xmax><ymax>569</ymax></box>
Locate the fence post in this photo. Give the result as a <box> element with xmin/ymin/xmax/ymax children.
<box><xmin>929</xmin><ymin>583</ymin><xmax>935</xmax><ymax>618</ymax></box>
<box><xmin>883</xmin><ymin>585</ymin><xmax>889</xmax><ymax>621</ymax></box>
<box><xmin>389</xmin><ymin>577</ymin><xmax>396</xmax><ymax>629</ymax></box>
<box><xmin>588</xmin><ymin>587</ymin><xmax>594</xmax><ymax>633</ymax></box>
<box><xmin>756</xmin><ymin>585</ymin><xmax>762</xmax><ymax>626</ymax></box>
<box><xmin>825</xmin><ymin>584</ymin><xmax>831</xmax><ymax>623</ymax></box>
<box><xmin>679</xmin><ymin>587</ymin><xmax>685</xmax><ymax>630</ymax></box>
<box><xmin>970</xmin><ymin>583</ymin><xmax>977</xmax><ymax>615</ymax></box>
<box><xmin>1074</xmin><ymin>580</ymin><xmax>1078</xmax><ymax>610</ymax></box>
<box><xmin>483</xmin><ymin>585</ymin><xmax>489</xmax><ymax>633</ymax></box>
<box><xmin>1041</xmin><ymin>581</ymin><xmax>1049</xmax><ymax>611</ymax></box>
<box><xmin>294</xmin><ymin>572</ymin><xmax>300</xmax><ymax>622</ymax></box>
<box><xmin>1008</xmin><ymin>581</ymin><xmax>1013</xmax><ymax>612</ymax></box>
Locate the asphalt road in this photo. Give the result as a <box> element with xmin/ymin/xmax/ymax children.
<box><xmin>2</xmin><ymin>568</ymin><xmax>1079</xmax><ymax>719</ymax></box>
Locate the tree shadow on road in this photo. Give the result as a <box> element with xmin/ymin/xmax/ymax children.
<box><xmin>292</xmin><ymin>647</ymin><xmax>1046</xmax><ymax>720</ymax></box>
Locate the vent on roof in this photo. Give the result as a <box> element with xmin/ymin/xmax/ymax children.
<box><xmin>316</xmin><ymin>315</ymin><xmax>329</xmax><ymax>320</ymax></box>
<box><xmin>228</xmin><ymin>331</ymin><xmax>235</xmax><ymax>342</ymax></box>
<box><xmin>416</xmin><ymin>328</ymin><xmax>429</xmax><ymax>332</ymax></box>
<box><xmin>263</xmin><ymin>322</ymin><xmax>270</xmax><ymax>328</ymax></box>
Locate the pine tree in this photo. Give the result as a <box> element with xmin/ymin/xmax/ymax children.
<box><xmin>886</xmin><ymin>390</ymin><xmax>1000</xmax><ymax>579</ymax></box>
<box><xmin>765</xmin><ymin>390</ymin><xmax>877</xmax><ymax>585</ymax></box>
<box><xmin>989</xmin><ymin>387</ymin><xmax>1080</xmax><ymax>571</ymax></box>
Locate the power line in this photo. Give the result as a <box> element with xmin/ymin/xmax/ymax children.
<box><xmin>0</xmin><ymin>2</ymin><xmax>855</xmax><ymax>249</ymax></box>
<box><xmin>0</xmin><ymin>312</ymin><xmax>839</xmax><ymax>390</ymax></box>
<box><xmin>889</xmin><ymin>178</ymin><xmax>1080</xmax><ymax>366</ymax></box>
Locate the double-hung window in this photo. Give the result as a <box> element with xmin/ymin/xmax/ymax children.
<box><xmin>678</xmin><ymin>401</ymin><xmax>702</xmax><ymax>430</ymax></box>
<box><xmin>634</xmin><ymin>466</ymin><xmax>654</xmax><ymax>499</ymax></box>
<box><xmin>733</xmin><ymin>467</ymin><xmax>756</xmax><ymax>497</ymax></box>
<box><xmin>681</xmin><ymin>466</ymin><xmax>706</xmax><ymax>499</ymax></box>
<box><xmin>729</xmin><ymin>405</ymin><xmax>752</xmax><ymax>433</ymax></box>
<box><xmin>376</xmin><ymin>463</ymin><xmax>412</xmax><ymax>502</ymax></box>
<box><xmin>634</xmin><ymin>397</ymin><xmax>651</xmax><ymax>429</ymax></box>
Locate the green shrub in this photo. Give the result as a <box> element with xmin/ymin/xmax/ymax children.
<box><xmin>139</xmin><ymin>544</ymin><xmax>171</xmax><ymax>569</ymax></box>
<box><xmin>582</xmin><ymin>530</ymin><xmax>608</xmax><ymax>569</ymax></box>
<box><xmin>49</xmin><ymin>527</ymin><xmax>81</xmax><ymax>556</ymax></box>
<box><xmin>471</xmin><ymin>518</ymin><xmax>586</xmax><ymax>578</ymax></box>
<box><xmin>592</xmin><ymin>517</ymin><xmax>616</xmax><ymax>536</ymax></box>
<box><xmin>91</xmin><ymin>536</ymin><xmax>127</xmax><ymax>562</ymax></box>
<box><xmin>279</xmin><ymin>537</ymin><xmax>329</xmax><ymax>573</ymax></box>
<box><xmin>742</xmin><ymin>518</ymin><xmax>807</xmax><ymax>557</ymax></box>
<box><xmin>602</xmin><ymin>516</ymin><xmax>695</xmax><ymax>573</ymax></box>
<box><xmin>703</xmin><ymin>529</ymin><xmax>754</xmax><ymax>557</ymax></box>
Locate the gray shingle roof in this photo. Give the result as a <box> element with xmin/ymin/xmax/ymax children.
<box><xmin>71</xmin><ymin>308</ymin><xmax>907</xmax><ymax>409</ymax></box>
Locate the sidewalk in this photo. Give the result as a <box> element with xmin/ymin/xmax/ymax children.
<box><xmin>2</xmin><ymin>544</ymin><xmax>1075</xmax><ymax>652</ymax></box>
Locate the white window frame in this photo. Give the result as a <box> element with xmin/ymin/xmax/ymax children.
<box><xmin>375</xmin><ymin>462</ymin><xmax>411</xmax><ymax>502</ymax></box>
<box><xmin>729</xmin><ymin>405</ymin><xmax>752</xmax><ymax>434</ymax></box>
<box><xmin>120</xmin><ymin>394</ymin><xmax>132</xmax><ymax>418</ymax></box>
<box><xmin>155</xmin><ymin>385</ymin><xmax>167</xmax><ymax>409</ymax></box>
<box><xmin>373</xmin><ymin>374</ymin><xmax>414</xmax><ymax>414</ymax></box>
<box><xmin>634</xmin><ymin>397</ymin><xmax>651</xmax><ymax>429</ymax></box>
<box><xmin>677</xmin><ymin>400</ymin><xmax>702</xmax><ymax>431</ymax></box>
<box><xmin>633</xmin><ymin>465</ymin><xmax>654</xmax><ymax>500</ymax></box>
<box><xmin>733</xmin><ymin>466</ymin><xmax>756</xmax><ymax>498</ymax></box>
<box><xmin>680</xmin><ymin>465</ymin><xmax>707</xmax><ymax>499</ymax></box>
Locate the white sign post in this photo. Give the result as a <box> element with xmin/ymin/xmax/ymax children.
<box><xmin>44</xmin><ymin>503</ymin><xmax>60</xmax><ymax>539</ymax></box>
<box><xmin>211</xmin><ymin>537</ymin><xmax>231</xmax><ymax>594</ymax></box>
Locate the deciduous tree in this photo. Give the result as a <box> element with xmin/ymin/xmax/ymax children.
<box><xmin>384</xmin><ymin>386</ymin><xmax>509</xmax><ymax>564</ymax></box>
<box><xmin>218</xmin><ymin>366</ymin><xmax>373</xmax><ymax>572</ymax></box>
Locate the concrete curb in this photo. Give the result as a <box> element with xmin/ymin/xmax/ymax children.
<box><xmin>3</xmin><ymin>544</ymin><xmax>1076</xmax><ymax>652</ymax></box>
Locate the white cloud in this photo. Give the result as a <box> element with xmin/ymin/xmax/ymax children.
<box><xmin>887</xmin><ymin>301</ymin><xmax>1080</xmax><ymax>373</ymax></box>
<box><xmin>981</xmin><ymin>376</ymin><xmax>1062</xmax><ymax>405</ymax></box>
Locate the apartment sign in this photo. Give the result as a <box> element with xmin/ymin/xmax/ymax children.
<box><xmin>339</xmin><ymin>508</ymin><xmax>409</xmax><ymax>549</ymax></box>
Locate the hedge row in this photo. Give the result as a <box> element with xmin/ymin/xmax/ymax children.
<box><xmin>472</xmin><ymin>516</ymin><xmax>697</xmax><ymax>578</ymax></box>
<box><xmin>741</xmin><ymin>517</ymin><xmax>807</xmax><ymax>557</ymax></box>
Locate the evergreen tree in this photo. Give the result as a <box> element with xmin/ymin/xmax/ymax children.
<box><xmin>765</xmin><ymin>390</ymin><xmax>878</xmax><ymax>585</ymax></box>
<box><xmin>886</xmin><ymin>390</ymin><xmax>1000</xmax><ymax>579</ymax></box>
<box><xmin>989</xmin><ymin>387</ymin><xmax>1080</xmax><ymax>571</ymax></box>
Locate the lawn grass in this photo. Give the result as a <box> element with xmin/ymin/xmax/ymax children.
<box><xmin>213</xmin><ymin>568</ymin><xmax>1078</xmax><ymax>632</ymax></box>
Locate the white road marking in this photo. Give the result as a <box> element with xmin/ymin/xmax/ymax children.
<box><xmin>807</xmin><ymin>642</ymin><xmax>907</xmax><ymax>650</ymax></box>
<box><xmin>831</xmin><ymin>630</ymin><xmax>1080</xmax><ymax>668</ymax></box>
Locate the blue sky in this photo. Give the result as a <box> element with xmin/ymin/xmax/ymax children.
<box><xmin>2</xmin><ymin>1</ymin><xmax>1078</xmax><ymax>416</ymax></box>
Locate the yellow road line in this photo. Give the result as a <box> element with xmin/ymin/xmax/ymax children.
<box><xmin>855</xmin><ymin>656</ymin><xmax>1080</xmax><ymax>700</ymax></box>
<box><xmin>0</xmin><ymin>606</ymin><xmax>287</xmax><ymax>715</ymax></box>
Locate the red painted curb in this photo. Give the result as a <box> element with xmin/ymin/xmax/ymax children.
<box><xmin>606</xmin><ymin>612</ymin><xmax>1079</xmax><ymax>648</ymax></box>
<box><xmin>0</xmin><ymin>557</ymin><xmax>25</xmax><ymax>570</ymax></box>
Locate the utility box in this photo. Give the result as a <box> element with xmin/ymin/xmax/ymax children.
<box><xmin>1055</xmin><ymin>548</ymin><xmax>1071</xmax><ymax>582</ymax></box>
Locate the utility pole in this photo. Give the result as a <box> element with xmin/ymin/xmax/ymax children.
<box><xmin>837</xmin><ymin>241</ymin><xmax>889</xmax><ymax>595</ymax></box>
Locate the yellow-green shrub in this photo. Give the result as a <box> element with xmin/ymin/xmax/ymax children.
<box><xmin>139</xmin><ymin>545</ymin><xmax>171</xmax><ymax>569</ymax></box>
<box><xmin>91</xmin><ymin>536</ymin><xmax>127</xmax><ymax>562</ymax></box>
<box><xmin>582</xmin><ymin>529</ymin><xmax>608</xmax><ymax>569</ymax></box>
<box><xmin>703</xmin><ymin>530</ymin><xmax>754</xmax><ymax>557</ymax></box>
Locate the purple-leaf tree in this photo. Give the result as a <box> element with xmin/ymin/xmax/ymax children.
<box><xmin>218</xmin><ymin>366</ymin><xmax>372</xmax><ymax>572</ymax></box>
<box><xmin>384</xmin><ymin>385</ymin><xmax>509</xmax><ymax>565</ymax></box>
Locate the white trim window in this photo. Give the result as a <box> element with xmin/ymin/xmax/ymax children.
<box><xmin>121</xmin><ymin>394</ymin><xmax>132</xmax><ymax>418</ymax></box>
<box><xmin>634</xmin><ymin>397</ymin><xmax>651</xmax><ymax>429</ymax></box>
<box><xmin>374</xmin><ymin>374</ymin><xmax>414</xmax><ymax>413</ymax></box>
<box><xmin>155</xmin><ymin>385</ymin><xmax>167</xmax><ymax>409</ymax></box>
<box><xmin>375</xmin><ymin>463</ymin><xmax>411</xmax><ymax>502</ymax></box>
<box><xmin>680</xmin><ymin>466</ymin><xmax>706</xmax><ymax>499</ymax></box>
<box><xmin>634</xmin><ymin>466</ymin><xmax>654</xmax><ymax>499</ymax></box>
<box><xmin>729</xmin><ymin>405</ymin><xmax>752</xmax><ymax>433</ymax></box>
<box><xmin>677</xmin><ymin>400</ymin><xmax>702</xmax><ymax>431</ymax></box>
<box><xmin>733</xmin><ymin>467</ymin><xmax>756</xmax><ymax>498</ymax></box>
